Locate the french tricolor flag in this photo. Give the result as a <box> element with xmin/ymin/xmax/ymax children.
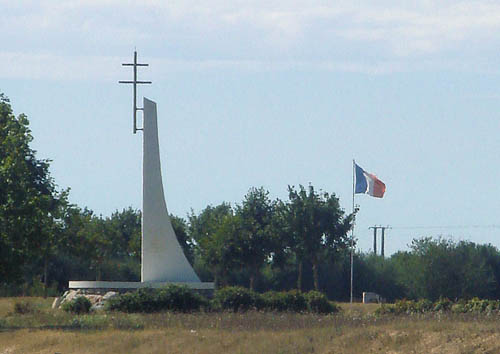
<box><xmin>355</xmin><ymin>163</ymin><xmax>386</xmax><ymax>198</ymax></box>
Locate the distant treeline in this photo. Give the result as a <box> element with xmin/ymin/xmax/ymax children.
<box><xmin>2</xmin><ymin>93</ymin><xmax>500</xmax><ymax>301</ymax></box>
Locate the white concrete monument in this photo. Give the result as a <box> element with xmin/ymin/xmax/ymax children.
<box><xmin>69</xmin><ymin>52</ymin><xmax>213</xmax><ymax>291</ymax></box>
<box><xmin>141</xmin><ymin>98</ymin><xmax>200</xmax><ymax>282</ymax></box>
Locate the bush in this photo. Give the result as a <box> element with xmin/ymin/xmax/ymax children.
<box><xmin>262</xmin><ymin>290</ymin><xmax>307</xmax><ymax>312</ymax></box>
<box><xmin>394</xmin><ymin>299</ymin><xmax>417</xmax><ymax>314</ymax></box>
<box><xmin>62</xmin><ymin>296</ymin><xmax>91</xmax><ymax>314</ymax></box>
<box><xmin>415</xmin><ymin>299</ymin><xmax>433</xmax><ymax>313</ymax></box>
<box><xmin>433</xmin><ymin>297</ymin><xmax>452</xmax><ymax>312</ymax></box>
<box><xmin>304</xmin><ymin>291</ymin><xmax>338</xmax><ymax>314</ymax></box>
<box><xmin>375</xmin><ymin>303</ymin><xmax>395</xmax><ymax>315</ymax></box>
<box><xmin>155</xmin><ymin>285</ymin><xmax>207</xmax><ymax>312</ymax></box>
<box><xmin>106</xmin><ymin>285</ymin><xmax>206</xmax><ymax>313</ymax></box>
<box><xmin>212</xmin><ymin>286</ymin><xmax>262</xmax><ymax>312</ymax></box>
<box><xmin>466</xmin><ymin>297</ymin><xmax>489</xmax><ymax>313</ymax></box>
<box><xmin>14</xmin><ymin>301</ymin><xmax>37</xmax><ymax>315</ymax></box>
<box><xmin>451</xmin><ymin>303</ymin><xmax>467</xmax><ymax>313</ymax></box>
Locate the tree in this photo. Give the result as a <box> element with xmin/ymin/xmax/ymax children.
<box><xmin>170</xmin><ymin>214</ymin><xmax>195</xmax><ymax>265</ymax></box>
<box><xmin>197</xmin><ymin>213</ymin><xmax>243</xmax><ymax>287</ymax></box>
<box><xmin>285</xmin><ymin>185</ymin><xmax>354</xmax><ymax>291</ymax></box>
<box><xmin>0</xmin><ymin>94</ymin><xmax>64</xmax><ymax>285</ymax></box>
<box><xmin>235</xmin><ymin>187</ymin><xmax>276</xmax><ymax>290</ymax></box>
<box><xmin>188</xmin><ymin>203</ymin><xmax>234</xmax><ymax>285</ymax></box>
<box><xmin>391</xmin><ymin>237</ymin><xmax>500</xmax><ymax>301</ymax></box>
<box><xmin>108</xmin><ymin>207</ymin><xmax>141</xmax><ymax>259</ymax></box>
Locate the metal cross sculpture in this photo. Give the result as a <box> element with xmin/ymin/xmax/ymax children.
<box><xmin>119</xmin><ymin>51</ymin><xmax>152</xmax><ymax>134</ymax></box>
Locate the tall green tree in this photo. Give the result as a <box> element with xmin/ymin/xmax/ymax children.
<box><xmin>197</xmin><ymin>213</ymin><xmax>243</xmax><ymax>287</ymax></box>
<box><xmin>390</xmin><ymin>237</ymin><xmax>500</xmax><ymax>301</ymax></box>
<box><xmin>0</xmin><ymin>94</ymin><xmax>64</xmax><ymax>285</ymax></box>
<box><xmin>170</xmin><ymin>214</ymin><xmax>195</xmax><ymax>265</ymax></box>
<box><xmin>285</xmin><ymin>185</ymin><xmax>354</xmax><ymax>291</ymax></box>
<box><xmin>108</xmin><ymin>207</ymin><xmax>141</xmax><ymax>259</ymax></box>
<box><xmin>235</xmin><ymin>187</ymin><xmax>276</xmax><ymax>290</ymax></box>
<box><xmin>188</xmin><ymin>203</ymin><xmax>234</xmax><ymax>285</ymax></box>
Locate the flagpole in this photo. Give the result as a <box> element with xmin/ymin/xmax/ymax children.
<box><xmin>350</xmin><ymin>159</ymin><xmax>355</xmax><ymax>303</ymax></box>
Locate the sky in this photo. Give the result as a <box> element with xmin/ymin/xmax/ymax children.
<box><xmin>2</xmin><ymin>0</ymin><xmax>500</xmax><ymax>255</ymax></box>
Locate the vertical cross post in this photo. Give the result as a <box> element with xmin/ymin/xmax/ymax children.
<box><xmin>119</xmin><ymin>51</ymin><xmax>152</xmax><ymax>134</ymax></box>
<box><xmin>380</xmin><ymin>226</ymin><xmax>391</xmax><ymax>258</ymax></box>
<box><xmin>369</xmin><ymin>226</ymin><xmax>378</xmax><ymax>255</ymax></box>
<box><xmin>381</xmin><ymin>227</ymin><xmax>385</xmax><ymax>257</ymax></box>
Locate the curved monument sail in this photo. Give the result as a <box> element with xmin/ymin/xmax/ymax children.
<box><xmin>142</xmin><ymin>97</ymin><xmax>200</xmax><ymax>282</ymax></box>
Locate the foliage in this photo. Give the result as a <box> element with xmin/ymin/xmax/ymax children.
<box><xmin>212</xmin><ymin>286</ymin><xmax>263</xmax><ymax>312</ymax></box>
<box><xmin>262</xmin><ymin>290</ymin><xmax>307</xmax><ymax>312</ymax></box>
<box><xmin>234</xmin><ymin>187</ymin><xmax>276</xmax><ymax>290</ymax></box>
<box><xmin>284</xmin><ymin>185</ymin><xmax>354</xmax><ymax>291</ymax></box>
<box><xmin>62</xmin><ymin>296</ymin><xmax>91</xmax><ymax>314</ymax></box>
<box><xmin>304</xmin><ymin>291</ymin><xmax>339</xmax><ymax>314</ymax></box>
<box><xmin>14</xmin><ymin>301</ymin><xmax>38</xmax><ymax>315</ymax></box>
<box><xmin>212</xmin><ymin>287</ymin><xmax>337</xmax><ymax>314</ymax></box>
<box><xmin>375</xmin><ymin>297</ymin><xmax>500</xmax><ymax>316</ymax></box>
<box><xmin>106</xmin><ymin>285</ymin><xmax>206</xmax><ymax>313</ymax></box>
<box><xmin>388</xmin><ymin>238</ymin><xmax>500</xmax><ymax>301</ymax></box>
<box><xmin>7</xmin><ymin>92</ymin><xmax>500</xmax><ymax>302</ymax></box>
<box><xmin>170</xmin><ymin>214</ymin><xmax>195</xmax><ymax>265</ymax></box>
<box><xmin>0</xmin><ymin>93</ymin><xmax>67</xmax><ymax>286</ymax></box>
<box><xmin>189</xmin><ymin>203</ymin><xmax>235</xmax><ymax>286</ymax></box>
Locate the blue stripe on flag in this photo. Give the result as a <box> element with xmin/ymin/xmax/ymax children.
<box><xmin>355</xmin><ymin>163</ymin><xmax>367</xmax><ymax>194</ymax></box>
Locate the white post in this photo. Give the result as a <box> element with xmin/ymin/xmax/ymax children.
<box><xmin>350</xmin><ymin>159</ymin><xmax>356</xmax><ymax>303</ymax></box>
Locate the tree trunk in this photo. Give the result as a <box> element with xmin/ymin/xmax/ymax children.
<box><xmin>43</xmin><ymin>255</ymin><xmax>48</xmax><ymax>298</ymax></box>
<box><xmin>214</xmin><ymin>273</ymin><xmax>219</xmax><ymax>289</ymax></box>
<box><xmin>96</xmin><ymin>262</ymin><xmax>102</xmax><ymax>281</ymax></box>
<box><xmin>297</xmin><ymin>261</ymin><xmax>303</xmax><ymax>292</ymax></box>
<box><xmin>312</xmin><ymin>260</ymin><xmax>319</xmax><ymax>291</ymax></box>
<box><xmin>249</xmin><ymin>274</ymin><xmax>255</xmax><ymax>291</ymax></box>
<box><xmin>220</xmin><ymin>268</ymin><xmax>228</xmax><ymax>287</ymax></box>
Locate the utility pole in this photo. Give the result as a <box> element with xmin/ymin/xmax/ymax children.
<box><xmin>369</xmin><ymin>225</ymin><xmax>391</xmax><ymax>256</ymax></box>
<box><xmin>369</xmin><ymin>226</ymin><xmax>377</xmax><ymax>254</ymax></box>
<box><xmin>119</xmin><ymin>51</ymin><xmax>152</xmax><ymax>134</ymax></box>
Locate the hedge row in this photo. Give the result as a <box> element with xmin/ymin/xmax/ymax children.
<box><xmin>212</xmin><ymin>287</ymin><xmax>338</xmax><ymax>314</ymax></box>
<box><xmin>105</xmin><ymin>285</ymin><xmax>207</xmax><ymax>313</ymax></box>
<box><xmin>62</xmin><ymin>296</ymin><xmax>92</xmax><ymax>314</ymax></box>
<box><xmin>376</xmin><ymin>297</ymin><xmax>500</xmax><ymax>315</ymax></box>
<box><xmin>89</xmin><ymin>285</ymin><xmax>340</xmax><ymax>314</ymax></box>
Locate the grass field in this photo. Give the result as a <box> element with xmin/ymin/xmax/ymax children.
<box><xmin>1</xmin><ymin>298</ymin><xmax>500</xmax><ymax>353</ymax></box>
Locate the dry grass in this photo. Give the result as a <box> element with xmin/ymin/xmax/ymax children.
<box><xmin>0</xmin><ymin>297</ymin><xmax>53</xmax><ymax>317</ymax></box>
<box><xmin>2</xmin><ymin>297</ymin><xmax>500</xmax><ymax>353</ymax></box>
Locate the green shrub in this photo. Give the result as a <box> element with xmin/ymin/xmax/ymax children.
<box><xmin>486</xmin><ymin>300</ymin><xmax>500</xmax><ymax>313</ymax></box>
<box><xmin>110</xmin><ymin>288</ymin><xmax>154</xmax><ymax>313</ymax></box>
<box><xmin>378</xmin><ymin>299</ymin><xmax>431</xmax><ymax>315</ymax></box>
<box><xmin>155</xmin><ymin>285</ymin><xmax>207</xmax><ymax>312</ymax></box>
<box><xmin>433</xmin><ymin>297</ymin><xmax>452</xmax><ymax>312</ymax></box>
<box><xmin>415</xmin><ymin>299</ymin><xmax>433</xmax><ymax>313</ymax></box>
<box><xmin>393</xmin><ymin>299</ymin><xmax>417</xmax><ymax>314</ymax></box>
<box><xmin>466</xmin><ymin>297</ymin><xmax>490</xmax><ymax>313</ymax></box>
<box><xmin>106</xmin><ymin>285</ymin><xmax>206</xmax><ymax>313</ymax></box>
<box><xmin>262</xmin><ymin>290</ymin><xmax>307</xmax><ymax>312</ymax></box>
<box><xmin>304</xmin><ymin>291</ymin><xmax>338</xmax><ymax>314</ymax></box>
<box><xmin>451</xmin><ymin>303</ymin><xmax>467</xmax><ymax>313</ymax></box>
<box><xmin>62</xmin><ymin>296</ymin><xmax>92</xmax><ymax>314</ymax></box>
<box><xmin>375</xmin><ymin>303</ymin><xmax>396</xmax><ymax>315</ymax></box>
<box><xmin>212</xmin><ymin>286</ymin><xmax>262</xmax><ymax>312</ymax></box>
<box><xmin>13</xmin><ymin>301</ymin><xmax>37</xmax><ymax>315</ymax></box>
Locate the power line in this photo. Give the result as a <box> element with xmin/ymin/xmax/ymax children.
<box><xmin>391</xmin><ymin>224</ymin><xmax>500</xmax><ymax>230</ymax></box>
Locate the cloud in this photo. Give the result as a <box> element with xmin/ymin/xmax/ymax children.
<box><xmin>2</xmin><ymin>1</ymin><xmax>500</xmax><ymax>79</ymax></box>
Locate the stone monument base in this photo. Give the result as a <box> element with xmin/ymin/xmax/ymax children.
<box><xmin>69</xmin><ymin>281</ymin><xmax>215</xmax><ymax>296</ymax></box>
